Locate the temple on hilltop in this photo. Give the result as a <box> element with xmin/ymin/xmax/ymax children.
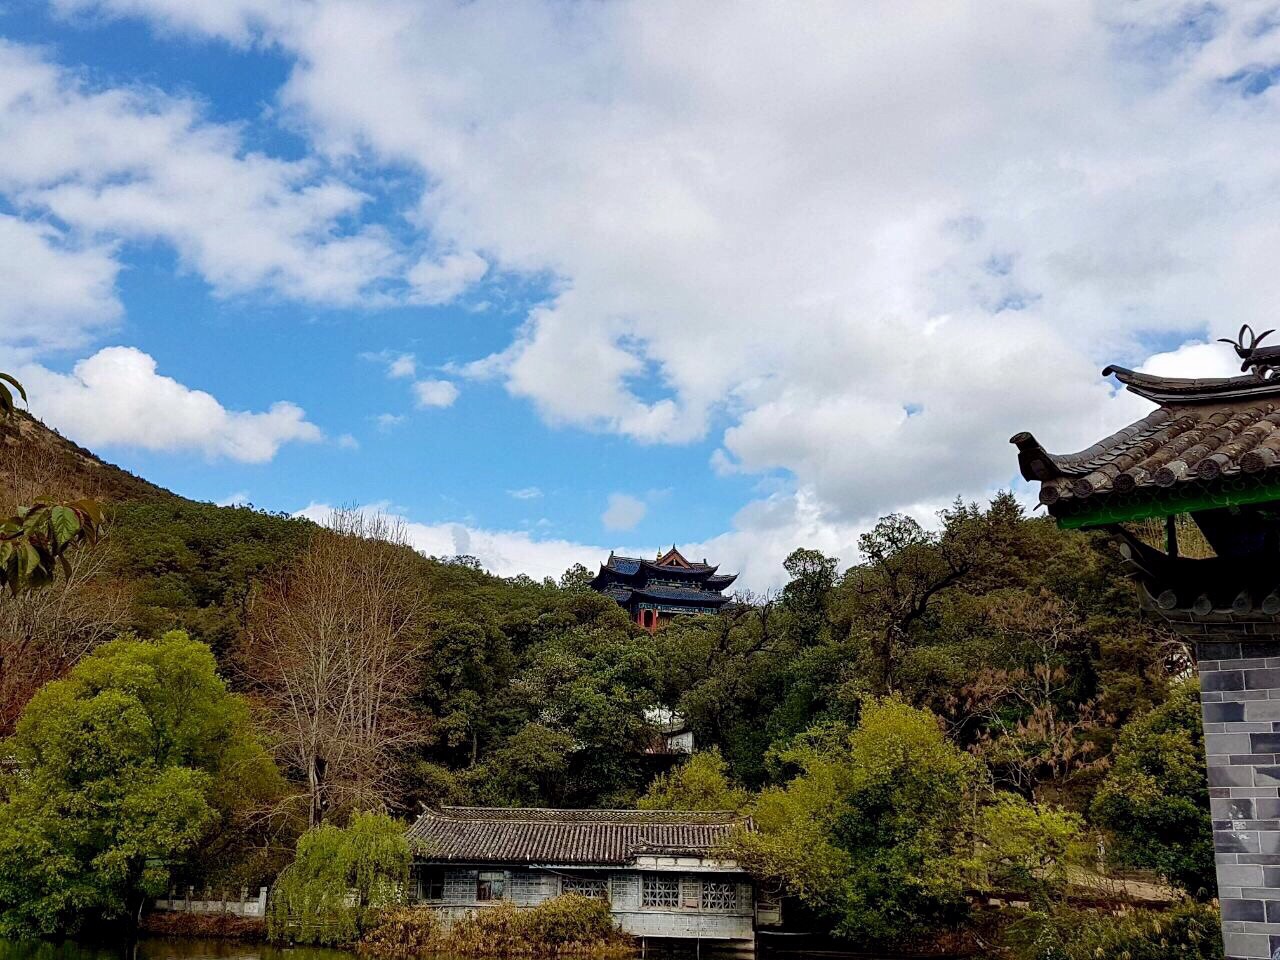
<box><xmin>590</xmin><ymin>546</ymin><xmax>737</xmax><ymax>630</ymax></box>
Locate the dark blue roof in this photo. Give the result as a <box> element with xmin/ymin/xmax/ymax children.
<box><xmin>610</xmin><ymin>559</ymin><xmax>641</xmax><ymax>575</ymax></box>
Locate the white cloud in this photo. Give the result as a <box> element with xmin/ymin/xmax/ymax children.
<box><xmin>217</xmin><ymin>490</ymin><xmax>251</xmax><ymax>507</ymax></box>
<box><xmin>0</xmin><ymin>39</ymin><xmax>398</xmax><ymax>337</ymax></box>
<box><xmin>20</xmin><ymin>346</ymin><xmax>322</xmax><ymax>462</ymax></box>
<box><xmin>508</xmin><ymin>486</ymin><xmax>543</xmax><ymax>500</ymax></box>
<box><xmin>294</xmin><ymin>500</ymin><xmax>606</xmax><ymax>581</ymax></box>
<box><xmin>0</xmin><ymin>214</ymin><xmax>121</xmax><ymax>355</ymax></box>
<box><xmin>413</xmin><ymin>378</ymin><xmax>459</xmax><ymax>409</ymax></box>
<box><xmin>387</xmin><ymin>353</ymin><xmax>417</xmax><ymax>379</ymax></box>
<box><xmin>1138</xmin><ymin>339</ymin><xmax>1246</xmax><ymax>381</ymax></box>
<box><xmin>407</xmin><ymin>251</ymin><xmax>488</xmax><ymax>305</ymax></box>
<box><xmin>34</xmin><ymin>2</ymin><xmax>1280</xmax><ymax>558</ymax></box>
<box><xmin>375</xmin><ymin>412</ymin><xmax>406</xmax><ymax>432</ymax></box>
<box><xmin>289</xmin><ymin>490</ymin><xmax>934</xmax><ymax>592</ymax></box>
<box><xmin>363</xmin><ymin>351</ymin><xmax>418</xmax><ymax>379</ymax></box>
<box><xmin>602</xmin><ymin>493</ymin><xmax>647</xmax><ymax>532</ymax></box>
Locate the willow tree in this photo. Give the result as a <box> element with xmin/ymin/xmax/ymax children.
<box><xmin>243</xmin><ymin>509</ymin><xmax>427</xmax><ymax>825</ymax></box>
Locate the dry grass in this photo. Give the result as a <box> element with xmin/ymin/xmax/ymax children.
<box><xmin>140</xmin><ymin>911</ymin><xmax>268</xmax><ymax>940</ymax></box>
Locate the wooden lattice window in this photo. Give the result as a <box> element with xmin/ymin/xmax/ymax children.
<box><xmin>561</xmin><ymin>877</ymin><xmax>609</xmax><ymax>899</ymax></box>
<box><xmin>700</xmin><ymin>881</ymin><xmax>737</xmax><ymax>911</ymax></box>
<box><xmin>477</xmin><ymin>871</ymin><xmax>506</xmax><ymax>901</ymax></box>
<box><xmin>418</xmin><ymin>867</ymin><xmax>444</xmax><ymax>901</ymax></box>
<box><xmin>641</xmin><ymin>875</ymin><xmax>680</xmax><ymax>908</ymax></box>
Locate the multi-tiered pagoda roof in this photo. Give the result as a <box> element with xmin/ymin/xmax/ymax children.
<box><xmin>591</xmin><ymin>546</ymin><xmax>737</xmax><ymax>628</ymax></box>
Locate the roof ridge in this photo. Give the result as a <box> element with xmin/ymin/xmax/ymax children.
<box><xmin>432</xmin><ymin>805</ymin><xmax>743</xmax><ymax>823</ymax></box>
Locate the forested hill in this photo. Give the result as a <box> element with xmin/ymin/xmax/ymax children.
<box><xmin>1</xmin><ymin>411</ymin><xmax>1211</xmax><ymax>946</ymax></box>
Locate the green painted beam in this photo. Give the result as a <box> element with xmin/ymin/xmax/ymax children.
<box><xmin>1054</xmin><ymin>476</ymin><xmax>1280</xmax><ymax>529</ymax></box>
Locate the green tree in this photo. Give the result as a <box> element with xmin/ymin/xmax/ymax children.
<box><xmin>1091</xmin><ymin>678</ymin><xmax>1212</xmax><ymax>897</ymax></box>
<box><xmin>520</xmin><ymin>624</ymin><xmax>661</xmax><ymax>804</ymax></box>
<box><xmin>781</xmin><ymin>548</ymin><xmax>838</xmax><ymax>643</ymax></box>
<box><xmin>467</xmin><ymin>722</ymin><xmax>575</xmax><ymax>806</ymax></box>
<box><xmin>0</xmin><ymin>631</ymin><xmax>281</xmax><ymax>936</ymax></box>
<box><xmin>837</xmin><ymin>509</ymin><xmax>978</xmax><ymax>693</ymax></box>
<box><xmin>639</xmin><ymin>748</ymin><xmax>751</xmax><ymax>811</ymax></box>
<box><xmin>268</xmin><ymin>811</ymin><xmax>410</xmax><ymax>945</ymax></box>
<box><xmin>734</xmin><ymin>698</ymin><xmax>978</xmax><ymax>944</ymax></box>
<box><xmin>558</xmin><ymin>563</ymin><xmax>594</xmax><ymax>592</ymax></box>
<box><xmin>973</xmin><ymin>795</ymin><xmax>1086</xmax><ymax>904</ymax></box>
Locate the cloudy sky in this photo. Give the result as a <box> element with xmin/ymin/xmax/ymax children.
<box><xmin>2</xmin><ymin>0</ymin><xmax>1275</xmax><ymax>587</ymax></box>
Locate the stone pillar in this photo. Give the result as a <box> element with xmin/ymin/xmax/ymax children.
<box><xmin>1200</xmin><ymin>637</ymin><xmax>1280</xmax><ymax>960</ymax></box>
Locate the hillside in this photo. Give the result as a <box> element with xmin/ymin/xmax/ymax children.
<box><xmin>1</xmin><ymin>410</ymin><xmax>175</xmax><ymax>509</ymax></box>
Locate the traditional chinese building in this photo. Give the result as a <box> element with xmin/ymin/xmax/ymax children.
<box><xmin>406</xmin><ymin>806</ymin><xmax>773</xmax><ymax>954</ymax></box>
<box><xmin>1012</xmin><ymin>328</ymin><xmax>1280</xmax><ymax>960</ymax></box>
<box><xmin>591</xmin><ymin>546</ymin><xmax>737</xmax><ymax>630</ymax></box>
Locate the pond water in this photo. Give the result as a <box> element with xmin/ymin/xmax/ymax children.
<box><xmin>0</xmin><ymin>938</ymin><xmax>988</xmax><ymax>960</ymax></box>
<box><xmin>0</xmin><ymin>940</ymin><xmax>360</xmax><ymax>960</ymax></box>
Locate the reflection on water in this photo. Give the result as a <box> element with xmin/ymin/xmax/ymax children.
<box><xmin>0</xmin><ymin>939</ymin><xmax>358</xmax><ymax>960</ymax></box>
<box><xmin>0</xmin><ymin>938</ymin><xmax>991</xmax><ymax>960</ymax></box>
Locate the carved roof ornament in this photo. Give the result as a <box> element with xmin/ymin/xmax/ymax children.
<box><xmin>1221</xmin><ymin>324</ymin><xmax>1280</xmax><ymax>379</ymax></box>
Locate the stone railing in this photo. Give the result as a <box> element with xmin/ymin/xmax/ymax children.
<box><xmin>154</xmin><ymin>886</ymin><xmax>269</xmax><ymax>918</ymax></box>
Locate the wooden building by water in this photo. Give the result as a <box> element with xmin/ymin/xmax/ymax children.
<box><xmin>406</xmin><ymin>806</ymin><xmax>773</xmax><ymax>954</ymax></box>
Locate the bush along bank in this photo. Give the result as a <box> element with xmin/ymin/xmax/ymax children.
<box><xmin>1002</xmin><ymin>902</ymin><xmax>1223</xmax><ymax>960</ymax></box>
<box><xmin>359</xmin><ymin>895</ymin><xmax>635</xmax><ymax>959</ymax></box>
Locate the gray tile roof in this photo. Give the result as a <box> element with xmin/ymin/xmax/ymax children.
<box><xmin>408</xmin><ymin>806</ymin><xmax>749</xmax><ymax>866</ymax></box>
<box><xmin>1013</xmin><ymin>365</ymin><xmax>1280</xmax><ymax>509</ymax></box>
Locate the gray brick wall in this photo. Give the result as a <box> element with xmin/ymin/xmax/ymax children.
<box><xmin>1200</xmin><ymin>641</ymin><xmax>1280</xmax><ymax>959</ymax></box>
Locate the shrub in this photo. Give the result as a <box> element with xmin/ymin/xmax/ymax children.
<box><xmin>1005</xmin><ymin>902</ymin><xmax>1222</xmax><ymax>960</ymax></box>
<box><xmin>359</xmin><ymin>907</ymin><xmax>441</xmax><ymax>958</ymax></box>
<box><xmin>359</xmin><ymin>895</ymin><xmax>630</xmax><ymax>958</ymax></box>
<box><xmin>448</xmin><ymin>900</ymin><xmax>529</xmax><ymax>955</ymax></box>
<box><xmin>522</xmin><ymin>894</ymin><xmax>619</xmax><ymax>945</ymax></box>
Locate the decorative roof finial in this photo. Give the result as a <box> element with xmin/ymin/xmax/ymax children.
<box><xmin>1220</xmin><ymin>324</ymin><xmax>1280</xmax><ymax>378</ymax></box>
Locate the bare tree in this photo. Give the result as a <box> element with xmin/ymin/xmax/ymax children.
<box><xmin>0</xmin><ymin>419</ymin><xmax>126</xmax><ymax>733</ymax></box>
<box><xmin>241</xmin><ymin>508</ymin><xmax>427</xmax><ymax>826</ymax></box>
<box><xmin>0</xmin><ymin>546</ymin><xmax>132</xmax><ymax>733</ymax></box>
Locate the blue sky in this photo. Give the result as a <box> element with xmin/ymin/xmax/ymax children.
<box><xmin>2</xmin><ymin>0</ymin><xmax>768</xmax><ymax>572</ymax></box>
<box><xmin>2</xmin><ymin>0</ymin><xmax>1276</xmax><ymax>586</ymax></box>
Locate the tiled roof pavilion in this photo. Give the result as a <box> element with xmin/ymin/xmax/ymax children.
<box><xmin>1012</xmin><ymin>334</ymin><xmax>1280</xmax><ymax>620</ymax></box>
<box><xmin>591</xmin><ymin>546</ymin><xmax>737</xmax><ymax>628</ymax></box>
<box><xmin>408</xmin><ymin>806</ymin><xmax>749</xmax><ymax>866</ymax></box>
